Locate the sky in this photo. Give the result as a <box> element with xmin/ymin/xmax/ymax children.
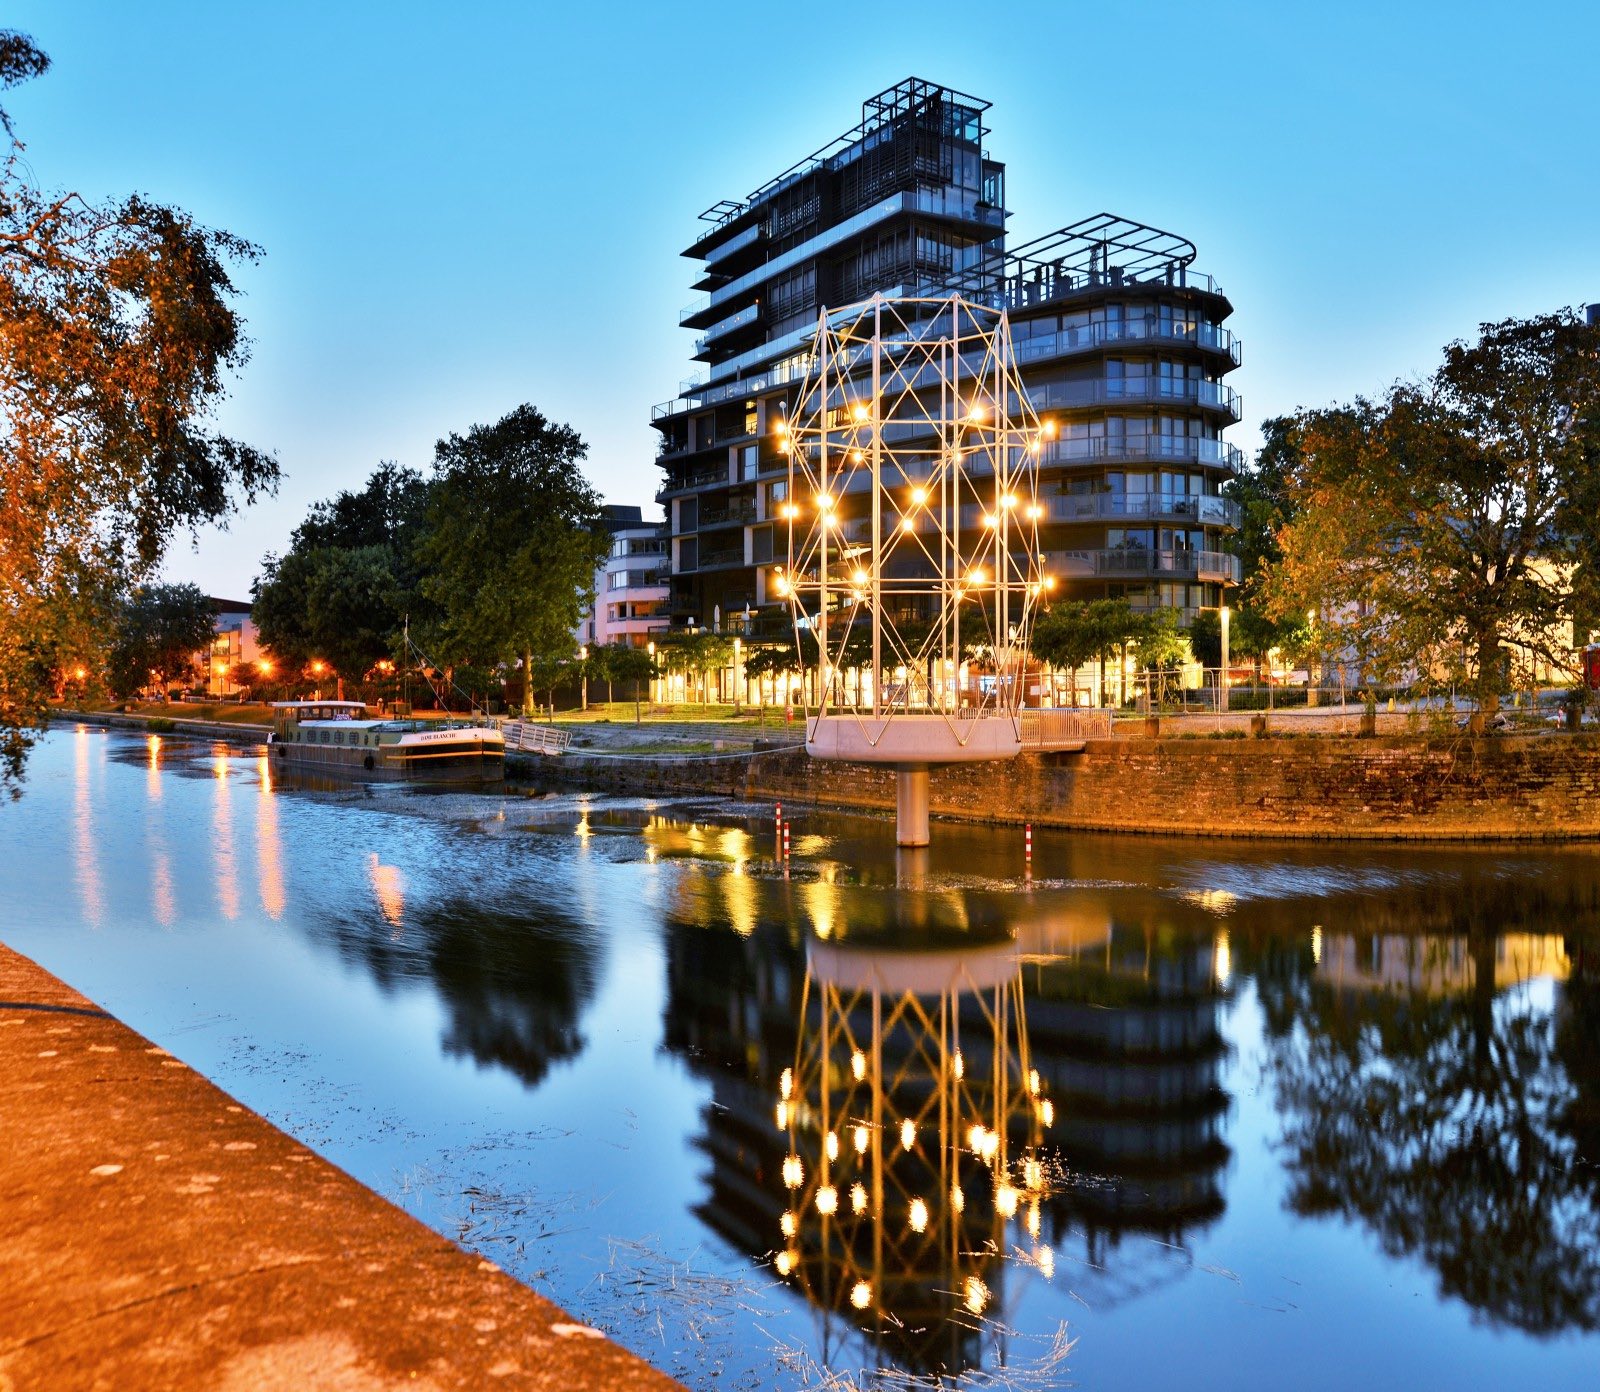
<box><xmin>7</xmin><ymin>1</ymin><xmax>1598</xmax><ymax>601</ymax></box>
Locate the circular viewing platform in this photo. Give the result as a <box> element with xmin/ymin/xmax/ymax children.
<box><xmin>806</xmin><ymin>713</ymin><xmax>1022</xmax><ymax>766</ymax></box>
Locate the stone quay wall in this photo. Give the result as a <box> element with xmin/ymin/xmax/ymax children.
<box><xmin>519</xmin><ymin>734</ymin><xmax>1600</xmax><ymax>842</ymax></box>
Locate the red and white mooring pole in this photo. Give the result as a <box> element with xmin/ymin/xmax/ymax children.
<box><xmin>1025</xmin><ymin>823</ymin><xmax>1033</xmax><ymax>863</ymax></box>
<box><xmin>782</xmin><ymin>820</ymin><xmax>791</xmax><ymax>859</ymax></box>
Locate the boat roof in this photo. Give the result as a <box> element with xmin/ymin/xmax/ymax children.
<box><xmin>271</xmin><ymin>701</ymin><xmax>370</xmax><ymax>710</ymax></box>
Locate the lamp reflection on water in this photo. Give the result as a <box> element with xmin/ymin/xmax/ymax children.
<box><xmin>72</xmin><ymin>726</ymin><xmax>104</xmax><ymax>928</ymax></box>
<box><xmin>255</xmin><ymin>755</ymin><xmax>286</xmax><ymax>920</ymax></box>
<box><xmin>211</xmin><ymin>750</ymin><xmax>239</xmax><ymax>920</ymax></box>
<box><xmin>775</xmin><ymin>929</ymin><xmax>1052</xmax><ymax>1372</ymax></box>
<box><xmin>367</xmin><ymin>852</ymin><xmax>405</xmax><ymax>935</ymax></box>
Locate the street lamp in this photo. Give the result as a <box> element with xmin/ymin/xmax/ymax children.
<box><xmin>1219</xmin><ymin>605</ymin><xmax>1231</xmax><ymax>713</ymax></box>
<box><xmin>647</xmin><ymin>640</ymin><xmax>657</xmax><ymax>707</ymax></box>
<box><xmin>579</xmin><ymin>644</ymin><xmax>589</xmax><ymax>712</ymax></box>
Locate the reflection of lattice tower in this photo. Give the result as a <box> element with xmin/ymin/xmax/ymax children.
<box><xmin>777</xmin><ymin>294</ymin><xmax>1050</xmax><ymax>846</ymax></box>
<box><xmin>774</xmin><ymin>941</ymin><xmax>1054</xmax><ymax>1374</ymax></box>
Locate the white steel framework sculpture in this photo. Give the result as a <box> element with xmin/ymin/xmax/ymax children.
<box><xmin>778</xmin><ymin>293</ymin><xmax>1052</xmax><ymax>844</ymax></box>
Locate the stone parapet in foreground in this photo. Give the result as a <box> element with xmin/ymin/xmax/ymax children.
<box><xmin>0</xmin><ymin>944</ymin><xmax>681</xmax><ymax>1392</ymax></box>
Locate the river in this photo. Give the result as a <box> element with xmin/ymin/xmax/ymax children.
<box><xmin>3</xmin><ymin>724</ymin><xmax>1598</xmax><ymax>1389</ymax></box>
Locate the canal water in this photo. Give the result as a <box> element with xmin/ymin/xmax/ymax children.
<box><xmin>4</xmin><ymin>725</ymin><xmax>1599</xmax><ymax>1390</ymax></box>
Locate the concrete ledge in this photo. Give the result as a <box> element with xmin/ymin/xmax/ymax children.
<box><xmin>0</xmin><ymin>944</ymin><xmax>681</xmax><ymax>1391</ymax></box>
<box><xmin>55</xmin><ymin>710</ymin><xmax>271</xmax><ymax>746</ymax></box>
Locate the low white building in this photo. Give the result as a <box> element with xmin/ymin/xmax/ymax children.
<box><xmin>577</xmin><ymin>506</ymin><xmax>669</xmax><ymax>651</ymax></box>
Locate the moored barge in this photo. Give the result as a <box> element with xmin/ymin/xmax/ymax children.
<box><xmin>268</xmin><ymin>701</ymin><xmax>504</xmax><ymax>782</ymax></box>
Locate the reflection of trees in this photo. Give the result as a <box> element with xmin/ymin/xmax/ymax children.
<box><xmin>1263</xmin><ymin>929</ymin><xmax>1600</xmax><ymax>1335</ymax></box>
<box><xmin>318</xmin><ymin>895</ymin><xmax>603</xmax><ymax>1089</ymax></box>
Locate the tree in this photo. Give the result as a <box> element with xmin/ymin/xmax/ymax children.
<box><xmin>252</xmin><ymin>462</ymin><xmax>430</xmax><ymax>684</ymax></box>
<box><xmin>1132</xmin><ymin>607</ymin><xmax>1188</xmax><ymax>705</ymax></box>
<box><xmin>1260</xmin><ymin>312</ymin><xmax>1600</xmax><ymax>712</ymax></box>
<box><xmin>0</xmin><ymin>33</ymin><xmax>276</xmax><ymax>791</ymax></box>
<box><xmin>107</xmin><ymin>584</ymin><xmax>217</xmax><ymax>699</ymax></box>
<box><xmin>1030</xmin><ymin>599</ymin><xmax>1143</xmax><ymax>705</ymax></box>
<box><xmin>418</xmin><ymin>406</ymin><xmax>608</xmax><ymax>716</ymax></box>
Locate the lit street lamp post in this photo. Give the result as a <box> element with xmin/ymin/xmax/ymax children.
<box><xmin>579</xmin><ymin>645</ymin><xmax>588</xmax><ymax>712</ymax></box>
<box><xmin>1219</xmin><ymin>605</ymin><xmax>1230</xmax><ymax>714</ymax></box>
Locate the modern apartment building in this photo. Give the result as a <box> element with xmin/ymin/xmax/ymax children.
<box><xmin>651</xmin><ymin>78</ymin><xmax>1242</xmax><ymax>642</ymax></box>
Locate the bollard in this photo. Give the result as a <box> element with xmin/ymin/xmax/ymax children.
<box><xmin>1025</xmin><ymin>823</ymin><xmax>1033</xmax><ymax>863</ymax></box>
<box><xmin>782</xmin><ymin>821</ymin><xmax>791</xmax><ymax>860</ymax></box>
<box><xmin>775</xmin><ymin>801</ymin><xmax>782</xmax><ymax>830</ymax></box>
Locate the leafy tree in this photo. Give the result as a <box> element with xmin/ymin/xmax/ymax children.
<box><xmin>418</xmin><ymin>405</ymin><xmax>608</xmax><ymax>716</ymax></box>
<box><xmin>655</xmin><ymin>631</ymin><xmax>734</xmax><ymax>705</ymax></box>
<box><xmin>253</xmin><ymin>463</ymin><xmax>430</xmax><ymax>684</ymax></box>
<box><xmin>0</xmin><ymin>32</ymin><xmax>276</xmax><ymax>791</ymax></box>
<box><xmin>108</xmin><ymin>584</ymin><xmax>216</xmax><ymax>698</ymax></box>
<box><xmin>1132</xmin><ymin>607</ymin><xmax>1188</xmax><ymax>704</ymax></box>
<box><xmin>1260</xmin><ymin>312</ymin><xmax>1600</xmax><ymax>712</ymax></box>
<box><xmin>1030</xmin><ymin>598</ymin><xmax>1143</xmax><ymax>705</ymax></box>
<box><xmin>1188</xmin><ymin>609</ymin><xmax>1222</xmax><ymax>669</ymax></box>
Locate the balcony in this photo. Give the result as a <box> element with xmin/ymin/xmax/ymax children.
<box><xmin>663</xmin><ymin>466</ymin><xmax>729</xmax><ymax>496</ymax></box>
<box><xmin>1054</xmin><ymin>547</ymin><xmax>1241</xmax><ymax>584</ymax></box>
<box><xmin>698</xmin><ymin>546</ymin><xmax>746</xmax><ymax>569</ymax></box>
<box><xmin>1012</xmin><ymin>318</ymin><xmax>1241</xmax><ymax>367</ymax></box>
<box><xmin>699</xmin><ymin>504</ymin><xmax>756</xmax><ymax>529</ymax></box>
<box><xmin>1030</xmin><ymin>378</ymin><xmax>1243</xmax><ymax>420</ymax></box>
<box><xmin>1042</xmin><ymin>436</ymin><xmax>1245</xmax><ymax>472</ymax></box>
<box><xmin>1046</xmin><ymin>493</ymin><xmax>1241</xmax><ymax>528</ymax></box>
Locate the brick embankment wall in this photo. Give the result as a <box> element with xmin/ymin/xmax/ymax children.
<box><xmin>518</xmin><ymin>735</ymin><xmax>1600</xmax><ymax>842</ymax></box>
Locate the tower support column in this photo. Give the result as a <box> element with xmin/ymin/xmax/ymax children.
<box><xmin>895</xmin><ymin>767</ymin><xmax>930</xmax><ymax>847</ymax></box>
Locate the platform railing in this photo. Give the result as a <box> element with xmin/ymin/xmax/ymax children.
<box><xmin>498</xmin><ymin>720</ymin><xmax>573</xmax><ymax>756</ymax></box>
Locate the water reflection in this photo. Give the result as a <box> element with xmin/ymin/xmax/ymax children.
<box><xmin>211</xmin><ymin>750</ymin><xmax>240</xmax><ymax>920</ymax></box>
<box><xmin>776</xmin><ymin>933</ymin><xmax>1053</xmax><ymax>1374</ymax></box>
<box><xmin>256</xmin><ymin>755</ymin><xmax>286</xmax><ymax>920</ymax></box>
<box><xmin>71</xmin><ymin>725</ymin><xmax>104</xmax><ymax>927</ymax></box>
<box><xmin>1259</xmin><ymin>927</ymin><xmax>1600</xmax><ymax>1334</ymax></box>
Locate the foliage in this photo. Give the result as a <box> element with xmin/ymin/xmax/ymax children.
<box><xmin>589</xmin><ymin>642</ymin><xmax>655</xmax><ymax>700</ymax></box>
<box><xmin>655</xmin><ymin>630</ymin><xmax>734</xmax><ymax>703</ymax></box>
<box><xmin>1030</xmin><ymin>599</ymin><xmax>1145</xmax><ymax>702</ymax></box>
<box><xmin>252</xmin><ymin>463</ymin><xmax>429</xmax><ymax>680</ymax></box>
<box><xmin>1260</xmin><ymin>311</ymin><xmax>1600</xmax><ymax>710</ymax></box>
<box><xmin>107</xmin><ymin>583</ymin><xmax>216</xmax><ymax>698</ymax></box>
<box><xmin>0</xmin><ymin>32</ymin><xmax>276</xmax><ymax>791</ymax></box>
<box><xmin>417</xmin><ymin>405</ymin><xmax>607</xmax><ymax>715</ymax></box>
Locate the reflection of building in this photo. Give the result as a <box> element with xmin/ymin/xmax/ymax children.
<box><xmin>575</xmin><ymin>505</ymin><xmax>670</xmax><ymax>651</ymax></box>
<box><xmin>1027</xmin><ymin>921</ymin><xmax>1229</xmax><ymax>1293</ymax></box>
<box><xmin>206</xmin><ymin>597</ymin><xmax>260</xmax><ymax>696</ymax></box>
<box><xmin>1315</xmin><ymin>932</ymin><xmax>1571</xmax><ymax>997</ymax></box>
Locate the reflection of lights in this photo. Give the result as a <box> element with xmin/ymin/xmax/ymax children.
<box><xmin>953</xmin><ymin>1050</ymin><xmax>964</xmax><ymax>1080</ymax></box>
<box><xmin>1312</xmin><ymin>924</ymin><xmax>1323</xmax><ymax>965</ymax></box>
<box><xmin>851</xmin><ymin>1050</ymin><xmax>866</xmax><ymax>1081</ymax></box>
<box><xmin>850</xmin><ymin>1182</ymin><xmax>867</xmax><ymax>1215</ymax></box>
<box><xmin>368</xmin><ymin>853</ymin><xmax>405</xmax><ymax>932</ymax></box>
<box><xmin>995</xmin><ymin>1183</ymin><xmax>1019</xmax><ymax>1218</ymax></box>
<box><xmin>964</xmin><ymin>1276</ymin><xmax>990</xmax><ymax>1314</ymax></box>
<box><xmin>783</xmin><ymin>1156</ymin><xmax>804</xmax><ymax>1188</ymax></box>
<box><xmin>825</xmin><ymin>1130</ymin><xmax>839</xmax><ymax>1161</ymax></box>
<box><xmin>1038</xmin><ymin>1245</ymin><xmax>1055</xmax><ymax>1279</ymax></box>
<box><xmin>776</xmin><ymin>1250</ymin><xmax>797</xmax><ymax>1277</ymax></box>
<box><xmin>899</xmin><ymin>1117</ymin><xmax>915</xmax><ymax>1151</ymax></box>
<box><xmin>780</xmin><ymin>1068</ymin><xmax>793</xmax><ymax>1099</ymax></box>
<box><xmin>1214</xmin><ymin>929</ymin><xmax>1232</xmax><ymax>986</ymax></box>
<box><xmin>1039</xmin><ymin>1099</ymin><xmax>1055</xmax><ymax>1128</ymax></box>
<box><xmin>780</xmin><ymin>1211</ymin><xmax>797</xmax><ymax>1238</ymax></box>
<box><xmin>775</xmin><ymin>1102</ymin><xmax>788</xmax><ymax>1129</ymax></box>
<box><xmin>816</xmin><ymin>1185</ymin><xmax>838</xmax><ymax>1216</ymax></box>
<box><xmin>951</xmin><ymin>1182</ymin><xmax>965</xmax><ymax>1214</ymax></box>
<box><xmin>1024</xmin><ymin>1158</ymin><xmax>1044</xmax><ymax>1191</ymax></box>
<box><xmin>1028</xmin><ymin>1068</ymin><xmax>1040</xmax><ymax>1095</ymax></box>
<box><xmin>256</xmin><ymin>755</ymin><xmax>285</xmax><ymax>920</ymax></box>
<box><xmin>853</xmin><ymin>1124</ymin><xmax>870</xmax><ymax>1155</ymax></box>
<box><xmin>850</xmin><ymin>1281</ymin><xmax>872</xmax><ymax>1310</ymax></box>
<box><xmin>1026</xmin><ymin>1200</ymin><xmax>1041</xmax><ymax>1239</ymax></box>
<box><xmin>908</xmin><ymin>1197</ymin><xmax>929</xmax><ymax>1233</ymax></box>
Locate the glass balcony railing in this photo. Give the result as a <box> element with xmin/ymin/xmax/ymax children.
<box><xmin>1046</xmin><ymin>493</ymin><xmax>1241</xmax><ymax>527</ymax></box>
<box><xmin>1011</xmin><ymin>318</ymin><xmax>1241</xmax><ymax>366</ymax></box>
<box><xmin>1030</xmin><ymin>378</ymin><xmax>1243</xmax><ymax>418</ymax></box>
<box><xmin>1052</xmin><ymin>547</ymin><xmax>1241</xmax><ymax>583</ymax></box>
<box><xmin>1043</xmin><ymin>436</ymin><xmax>1245</xmax><ymax>471</ymax></box>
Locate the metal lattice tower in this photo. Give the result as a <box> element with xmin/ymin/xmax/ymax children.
<box><xmin>778</xmin><ymin>293</ymin><xmax>1052</xmax><ymax>844</ymax></box>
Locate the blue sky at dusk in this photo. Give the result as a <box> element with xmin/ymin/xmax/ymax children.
<box><xmin>7</xmin><ymin>1</ymin><xmax>1597</xmax><ymax>600</ymax></box>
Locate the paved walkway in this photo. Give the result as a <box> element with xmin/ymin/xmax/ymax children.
<box><xmin>0</xmin><ymin>945</ymin><xmax>681</xmax><ymax>1392</ymax></box>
